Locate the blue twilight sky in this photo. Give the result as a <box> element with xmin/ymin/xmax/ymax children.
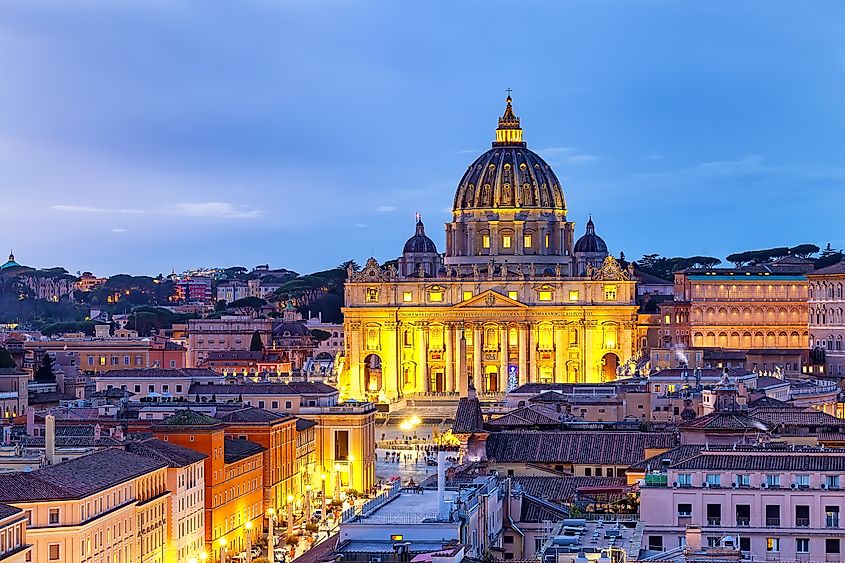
<box><xmin>1</xmin><ymin>1</ymin><xmax>844</xmax><ymax>276</ymax></box>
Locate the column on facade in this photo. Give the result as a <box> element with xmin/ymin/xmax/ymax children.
<box><xmin>347</xmin><ymin>323</ymin><xmax>362</xmax><ymax>399</ymax></box>
<box><xmin>583</xmin><ymin>321</ymin><xmax>595</xmax><ymax>383</ymax></box>
<box><xmin>528</xmin><ymin>322</ymin><xmax>537</xmax><ymax>382</ymax></box>
<box><xmin>539</xmin><ymin>225</ymin><xmax>547</xmax><ymax>256</ymax></box>
<box><xmin>518</xmin><ymin>323</ymin><xmax>528</xmax><ymax>386</ymax></box>
<box><xmin>554</xmin><ymin>321</ymin><xmax>566</xmax><ymax>383</ymax></box>
<box><xmin>473</xmin><ymin>324</ymin><xmax>483</xmax><ymax>392</ymax></box>
<box><xmin>458</xmin><ymin>326</ymin><xmax>468</xmax><ymax>397</ymax></box>
<box><xmin>490</xmin><ymin>221</ymin><xmax>499</xmax><ymax>255</ymax></box>
<box><xmin>468</xmin><ymin>223</ymin><xmax>476</xmax><ymax>257</ymax></box>
<box><xmin>383</xmin><ymin>323</ymin><xmax>399</xmax><ymax>399</ymax></box>
<box><xmin>416</xmin><ymin>322</ymin><xmax>428</xmax><ymax>394</ymax></box>
<box><xmin>445</xmin><ymin>323</ymin><xmax>455</xmax><ymax>393</ymax></box>
<box><xmin>499</xmin><ymin>325</ymin><xmax>509</xmax><ymax>392</ymax></box>
<box><xmin>515</xmin><ymin>221</ymin><xmax>524</xmax><ymax>255</ymax></box>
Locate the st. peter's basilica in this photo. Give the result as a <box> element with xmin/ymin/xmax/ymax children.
<box><xmin>340</xmin><ymin>96</ymin><xmax>638</xmax><ymax>402</ymax></box>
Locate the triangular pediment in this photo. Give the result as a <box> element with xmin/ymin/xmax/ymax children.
<box><xmin>454</xmin><ymin>289</ymin><xmax>527</xmax><ymax>308</ymax></box>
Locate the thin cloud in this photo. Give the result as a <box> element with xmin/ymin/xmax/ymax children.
<box><xmin>564</xmin><ymin>154</ymin><xmax>599</xmax><ymax>164</ymax></box>
<box><xmin>52</xmin><ymin>202</ymin><xmax>263</xmax><ymax>219</ymax></box>
<box><xmin>375</xmin><ymin>205</ymin><xmax>397</xmax><ymax>212</ymax></box>
<box><xmin>111</xmin><ymin>228</ymin><xmax>127</xmax><ymax>233</ymax></box>
<box><xmin>354</xmin><ymin>223</ymin><xmax>370</xmax><ymax>229</ymax></box>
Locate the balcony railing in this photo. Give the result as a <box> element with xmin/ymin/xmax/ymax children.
<box><xmin>707</xmin><ymin>517</ymin><xmax>721</xmax><ymax>526</ymax></box>
<box><xmin>826</xmin><ymin>517</ymin><xmax>839</xmax><ymax>528</ymax></box>
<box><xmin>766</xmin><ymin>518</ymin><xmax>781</xmax><ymax>527</ymax></box>
<box><xmin>796</xmin><ymin>517</ymin><xmax>810</xmax><ymax>527</ymax></box>
<box><xmin>736</xmin><ymin>518</ymin><xmax>750</xmax><ymax>527</ymax></box>
<box><xmin>644</xmin><ymin>474</ymin><xmax>668</xmax><ymax>487</ymax></box>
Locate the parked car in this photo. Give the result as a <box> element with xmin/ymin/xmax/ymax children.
<box><xmin>312</xmin><ymin>508</ymin><xmax>323</xmax><ymax>521</ymax></box>
<box><xmin>274</xmin><ymin>547</ymin><xmax>287</xmax><ymax>562</ymax></box>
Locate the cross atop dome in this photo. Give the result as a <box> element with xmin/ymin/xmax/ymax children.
<box><xmin>494</xmin><ymin>90</ymin><xmax>525</xmax><ymax>147</ymax></box>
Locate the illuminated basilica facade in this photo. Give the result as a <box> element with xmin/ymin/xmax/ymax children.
<box><xmin>340</xmin><ymin>97</ymin><xmax>638</xmax><ymax>401</ymax></box>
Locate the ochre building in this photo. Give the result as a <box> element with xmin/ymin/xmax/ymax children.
<box><xmin>340</xmin><ymin>97</ymin><xmax>638</xmax><ymax>402</ymax></box>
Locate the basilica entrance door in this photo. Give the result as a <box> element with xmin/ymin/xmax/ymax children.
<box><xmin>602</xmin><ymin>353</ymin><xmax>619</xmax><ymax>381</ymax></box>
<box><xmin>432</xmin><ymin>369</ymin><xmax>445</xmax><ymax>393</ymax></box>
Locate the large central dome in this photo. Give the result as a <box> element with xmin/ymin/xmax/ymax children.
<box><xmin>453</xmin><ymin>96</ymin><xmax>566</xmax><ymax>212</ymax></box>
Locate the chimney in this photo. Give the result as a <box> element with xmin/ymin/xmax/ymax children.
<box><xmin>93</xmin><ymin>424</ymin><xmax>101</xmax><ymax>442</ymax></box>
<box><xmin>437</xmin><ymin>450</ymin><xmax>449</xmax><ymax>520</ymax></box>
<box><xmin>45</xmin><ymin>414</ymin><xmax>55</xmax><ymax>465</ymax></box>
<box><xmin>685</xmin><ymin>526</ymin><xmax>702</xmax><ymax>551</ymax></box>
<box><xmin>25</xmin><ymin>407</ymin><xmax>35</xmax><ymax>436</ymax></box>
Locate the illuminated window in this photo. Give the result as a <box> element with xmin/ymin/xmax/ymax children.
<box><xmin>463</xmin><ymin>291</ymin><xmax>473</xmax><ymax>301</ymax></box>
<box><xmin>391</xmin><ymin>535</ymin><xmax>404</xmax><ymax>541</ymax></box>
<box><xmin>429</xmin><ymin>291</ymin><xmax>443</xmax><ymax>302</ymax></box>
<box><xmin>482</xmin><ymin>235</ymin><xmax>491</xmax><ymax>249</ymax></box>
<box><xmin>99</xmin><ymin>357</ymin><xmax>106</xmax><ymax>366</ymax></box>
<box><xmin>664</xmin><ymin>314</ymin><xmax>671</xmax><ymax>324</ymax></box>
<box><xmin>604</xmin><ymin>285</ymin><xmax>617</xmax><ymax>300</ymax></box>
<box><xmin>569</xmin><ymin>290</ymin><xmax>579</xmax><ymax>301</ymax></box>
<box><xmin>523</xmin><ymin>234</ymin><xmax>532</xmax><ymax>248</ymax></box>
<box><xmin>365</xmin><ymin>287</ymin><xmax>379</xmax><ymax>303</ymax></box>
<box><xmin>402</xmin><ymin>291</ymin><xmax>413</xmax><ymax>302</ymax></box>
<box><xmin>539</xmin><ymin>291</ymin><xmax>553</xmax><ymax>301</ymax></box>
<box><xmin>502</xmin><ymin>235</ymin><xmax>512</xmax><ymax>248</ymax></box>
<box><xmin>508</xmin><ymin>291</ymin><xmax>518</xmax><ymax>300</ymax></box>
<box><xmin>545</xmin><ymin>233</ymin><xmax>550</xmax><ymax>248</ymax></box>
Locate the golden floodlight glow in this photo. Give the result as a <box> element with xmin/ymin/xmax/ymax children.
<box><xmin>245</xmin><ymin>521</ymin><xmax>252</xmax><ymax>530</ymax></box>
<box><xmin>321</xmin><ymin>473</ymin><xmax>327</xmax><ymax>481</ymax></box>
<box><xmin>267</xmin><ymin>507</ymin><xmax>276</xmax><ymax>516</ymax></box>
<box><xmin>199</xmin><ymin>553</ymin><xmax>208</xmax><ymax>561</ymax></box>
<box><xmin>409</xmin><ymin>414</ymin><xmax>422</xmax><ymax>425</ymax></box>
<box><xmin>287</xmin><ymin>495</ymin><xmax>294</xmax><ymax>503</ymax></box>
<box><xmin>348</xmin><ymin>454</ymin><xmax>355</xmax><ymax>462</ymax></box>
<box><xmin>399</xmin><ymin>420</ymin><xmax>413</xmax><ymax>431</ymax></box>
<box><xmin>219</xmin><ymin>538</ymin><xmax>227</xmax><ymax>546</ymax></box>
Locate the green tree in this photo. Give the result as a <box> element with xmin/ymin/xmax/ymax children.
<box><xmin>228</xmin><ymin>296</ymin><xmax>267</xmax><ymax>317</ymax></box>
<box><xmin>0</xmin><ymin>348</ymin><xmax>15</xmax><ymax>369</ymax></box>
<box><xmin>249</xmin><ymin>330</ymin><xmax>264</xmax><ymax>351</ymax></box>
<box><xmin>310</xmin><ymin>329</ymin><xmax>331</xmax><ymax>342</ymax></box>
<box><xmin>789</xmin><ymin>244</ymin><xmax>820</xmax><ymax>259</ymax></box>
<box><xmin>34</xmin><ymin>353</ymin><xmax>56</xmax><ymax>382</ymax></box>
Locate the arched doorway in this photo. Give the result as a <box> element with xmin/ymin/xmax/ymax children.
<box><xmin>602</xmin><ymin>353</ymin><xmax>619</xmax><ymax>381</ymax></box>
<box><xmin>363</xmin><ymin>354</ymin><xmax>382</xmax><ymax>395</ymax></box>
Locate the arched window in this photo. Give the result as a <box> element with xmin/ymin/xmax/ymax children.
<box><xmin>484</xmin><ymin>326</ymin><xmax>498</xmax><ymax>350</ymax></box>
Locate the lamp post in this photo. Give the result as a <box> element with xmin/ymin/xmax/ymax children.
<box><xmin>305</xmin><ymin>484</ymin><xmax>312</xmax><ymax>523</ymax></box>
<box><xmin>334</xmin><ymin>463</ymin><xmax>341</xmax><ymax>501</ymax></box>
<box><xmin>245</xmin><ymin>521</ymin><xmax>253</xmax><ymax>563</ymax></box>
<box><xmin>347</xmin><ymin>454</ymin><xmax>355</xmax><ymax>495</ymax></box>
<box><xmin>267</xmin><ymin>508</ymin><xmax>276</xmax><ymax>563</ymax></box>
<box><xmin>218</xmin><ymin>537</ymin><xmax>227</xmax><ymax>563</ymax></box>
<box><xmin>321</xmin><ymin>473</ymin><xmax>327</xmax><ymax>522</ymax></box>
<box><xmin>286</xmin><ymin>494</ymin><xmax>294</xmax><ymax>537</ymax></box>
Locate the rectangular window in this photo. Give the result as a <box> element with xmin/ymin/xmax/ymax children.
<box><xmin>706</xmin><ymin>504</ymin><xmax>721</xmax><ymax>526</ymax></box>
<box><xmin>134</xmin><ymin>385</ymin><xmax>141</xmax><ymax>393</ymax></box>
<box><xmin>538</xmin><ymin>290</ymin><xmax>552</xmax><ymax>301</ymax></box>
<box><xmin>735</xmin><ymin>474</ymin><xmax>750</xmax><ymax>487</ymax></box>
<box><xmin>677</xmin><ymin>503</ymin><xmax>692</xmax><ymax>517</ymax></box>
<box><xmin>765</xmin><ymin>504</ymin><xmax>780</xmax><ymax>527</ymax></box>
<box><xmin>429</xmin><ymin>291</ymin><xmax>443</xmax><ymax>302</ymax></box>
<box><xmin>604</xmin><ymin>285</ymin><xmax>617</xmax><ymax>300</ymax></box>
<box><xmin>647</xmin><ymin>536</ymin><xmax>663</xmax><ymax>551</ymax></box>
<box><xmin>170</xmin><ymin>360</ymin><xmax>176</xmax><ymax>368</ymax></box>
<box><xmin>705</xmin><ymin>473</ymin><xmax>721</xmax><ymax>487</ymax></box>
<box><xmin>545</xmin><ymin>233</ymin><xmax>550</xmax><ymax>248</ymax></box>
<box><xmin>271</xmin><ymin>401</ymin><xmax>278</xmax><ymax>409</ymax></box>
<box><xmin>736</xmin><ymin>504</ymin><xmax>750</xmax><ymax>527</ymax></box>
<box><xmin>48</xmin><ymin>544</ymin><xmax>60</xmax><ymax>560</ymax></box>
<box><xmin>508</xmin><ymin>291</ymin><xmax>518</xmax><ymax>300</ymax></box>
<box><xmin>87</xmin><ymin>356</ymin><xmax>94</xmax><ymax>366</ymax></box>
<box><xmin>482</xmin><ymin>235</ymin><xmax>491</xmax><ymax>249</ymax></box>
<box><xmin>335</xmin><ymin>430</ymin><xmax>349</xmax><ymax>460</ymax></box>
<box><xmin>502</xmin><ymin>235</ymin><xmax>512</xmax><ymax>248</ymax></box>
<box><xmin>99</xmin><ymin>357</ymin><xmax>106</xmax><ymax>366</ymax></box>
<box><xmin>258</xmin><ymin>401</ymin><xmax>265</xmax><ymax>409</ymax></box>
<box><xmin>826</xmin><ymin>506</ymin><xmax>839</xmax><ymax>528</ymax></box>
<box><xmin>827</xmin><ymin>475</ymin><xmax>840</xmax><ymax>489</ymax></box>
<box><xmin>285</xmin><ymin>401</ymin><xmax>292</xmax><ymax>409</ymax></box>
<box><xmin>148</xmin><ymin>385</ymin><xmax>154</xmax><ymax>393</ymax></box>
<box><xmin>766</xmin><ymin>538</ymin><xmax>780</xmax><ymax>552</ymax></box>
<box><xmin>569</xmin><ymin>290</ymin><xmax>579</xmax><ymax>301</ymax></box>
<box><xmin>795</xmin><ymin>474</ymin><xmax>810</xmax><ymax>488</ymax></box>
<box><xmin>123</xmin><ymin>355</ymin><xmax>130</xmax><ymax>365</ymax></box>
<box><xmin>796</xmin><ymin>538</ymin><xmax>810</xmax><ymax>554</ymax></box>
<box><xmin>402</xmin><ymin>291</ymin><xmax>413</xmax><ymax>302</ymax></box>
<box><xmin>796</xmin><ymin>505</ymin><xmax>810</xmax><ymax>527</ymax></box>
<box><xmin>463</xmin><ymin>291</ymin><xmax>473</xmax><ymax>301</ymax></box>
<box><xmin>48</xmin><ymin>508</ymin><xmax>59</xmax><ymax>525</ymax></box>
<box><xmin>523</xmin><ymin>234</ymin><xmax>532</xmax><ymax>248</ymax></box>
<box><xmin>175</xmin><ymin>384</ymin><xmax>183</xmax><ymax>393</ymax></box>
<box><xmin>828</xmin><ymin>538</ymin><xmax>841</xmax><ymax>554</ymax></box>
<box><xmin>766</xmin><ymin>474</ymin><xmax>780</xmax><ymax>487</ymax></box>
<box><xmin>677</xmin><ymin>473</ymin><xmax>692</xmax><ymax>487</ymax></box>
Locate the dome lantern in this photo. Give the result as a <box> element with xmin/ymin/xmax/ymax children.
<box><xmin>494</xmin><ymin>91</ymin><xmax>525</xmax><ymax>148</ymax></box>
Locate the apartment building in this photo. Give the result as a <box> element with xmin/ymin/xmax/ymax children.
<box><xmin>0</xmin><ymin>448</ymin><xmax>171</xmax><ymax>563</ymax></box>
<box><xmin>640</xmin><ymin>445</ymin><xmax>845</xmax><ymax>561</ymax></box>
<box><xmin>187</xmin><ymin>317</ymin><xmax>272</xmax><ymax>367</ymax></box>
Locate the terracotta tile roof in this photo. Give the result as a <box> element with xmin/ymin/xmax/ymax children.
<box><xmin>19</xmin><ymin>435</ymin><xmax>121</xmax><ymax>448</ymax></box>
<box><xmin>29</xmin><ymin>392</ymin><xmax>78</xmax><ymax>404</ymax></box>
<box><xmin>628</xmin><ymin>445</ymin><xmax>705</xmax><ymax>471</ymax></box>
<box><xmin>223</xmin><ymin>438</ymin><xmax>266</xmax><ymax>463</ymax></box>
<box><xmin>513</xmin><ymin>476</ymin><xmax>628</xmax><ymax>504</ymax></box>
<box><xmin>217</xmin><ymin>407</ymin><xmax>292</xmax><ymax>424</ymax></box>
<box><xmin>204</xmin><ymin>350</ymin><xmax>263</xmax><ymax>361</ymax></box>
<box><xmin>673</xmin><ymin>447</ymin><xmax>845</xmax><ymax>471</ymax></box>
<box><xmin>810</xmin><ymin>259</ymin><xmax>845</xmax><ymax>275</ymax></box>
<box><xmin>529</xmin><ymin>391</ymin><xmax>570</xmax><ymax>403</ymax></box>
<box><xmin>485</xmin><ymin>431</ymin><xmax>678</xmax><ymax>465</ymax></box>
<box><xmin>95</xmin><ymin>368</ymin><xmax>218</xmax><ymax>378</ymax></box>
<box><xmin>750</xmin><ymin>406</ymin><xmax>844</xmax><ymax>426</ymax></box>
<box><xmin>0</xmin><ymin>503</ymin><xmax>21</xmax><ymax>520</ymax></box>
<box><xmin>453</xmin><ymin>397</ymin><xmax>484</xmax><ymax>434</ymax></box>
<box><xmin>296</xmin><ymin>418</ymin><xmax>318</xmax><ymax>431</ymax></box>
<box><xmin>125</xmin><ymin>438</ymin><xmax>207</xmax><ymax>467</ymax></box>
<box><xmin>0</xmin><ymin>448</ymin><xmax>168</xmax><ymax>502</ymax></box>
<box><xmin>679</xmin><ymin>412</ymin><xmax>770</xmax><ymax>431</ymax></box>
<box><xmin>488</xmin><ymin>405</ymin><xmax>572</xmax><ymax>428</ymax></box>
<box><xmin>188</xmin><ymin>382</ymin><xmax>337</xmax><ymax>395</ymax></box>
<box><xmin>151</xmin><ymin>409</ymin><xmax>223</xmax><ymax>430</ymax></box>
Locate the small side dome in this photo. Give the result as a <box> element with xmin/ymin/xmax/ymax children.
<box><xmin>574</xmin><ymin>216</ymin><xmax>608</xmax><ymax>253</ymax></box>
<box><xmin>403</xmin><ymin>217</ymin><xmax>438</xmax><ymax>254</ymax></box>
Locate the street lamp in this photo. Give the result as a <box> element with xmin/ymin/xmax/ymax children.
<box><xmin>287</xmin><ymin>494</ymin><xmax>294</xmax><ymax>537</ymax></box>
<box><xmin>347</xmin><ymin>454</ymin><xmax>355</xmax><ymax>494</ymax></box>
<box><xmin>267</xmin><ymin>508</ymin><xmax>277</xmax><ymax>563</ymax></box>
<box><xmin>321</xmin><ymin>473</ymin><xmax>327</xmax><ymax>522</ymax></box>
<box><xmin>199</xmin><ymin>552</ymin><xmax>208</xmax><ymax>562</ymax></box>
<box><xmin>334</xmin><ymin>463</ymin><xmax>342</xmax><ymax>501</ymax></box>
<box><xmin>219</xmin><ymin>537</ymin><xmax>228</xmax><ymax>563</ymax></box>
<box><xmin>305</xmin><ymin>484</ymin><xmax>312</xmax><ymax>523</ymax></box>
<box><xmin>245</xmin><ymin>521</ymin><xmax>253</xmax><ymax>563</ymax></box>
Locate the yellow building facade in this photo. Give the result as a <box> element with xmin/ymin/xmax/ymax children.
<box><xmin>340</xmin><ymin>97</ymin><xmax>638</xmax><ymax>402</ymax></box>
